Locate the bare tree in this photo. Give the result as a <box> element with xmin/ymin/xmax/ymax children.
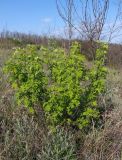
<box><xmin>56</xmin><ymin>0</ymin><xmax>109</xmax><ymax>40</ymax></box>
<box><xmin>107</xmin><ymin>0</ymin><xmax>122</xmax><ymax>43</ymax></box>
<box><xmin>56</xmin><ymin>0</ymin><xmax>122</xmax><ymax>64</ymax></box>
<box><xmin>80</xmin><ymin>0</ymin><xmax>109</xmax><ymax>41</ymax></box>
<box><xmin>56</xmin><ymin>0</ymin><xmax>74</xmax><ymax>53</ymax></box>
<box><xmin>79</xmin><ymin>0</ymin><xmax>109</xmax><ymax>59</ymax></box>
<box><xmin>56</xmin><ymin>0</ymin><xmax>110</xmax><ymax>58</ymax></box>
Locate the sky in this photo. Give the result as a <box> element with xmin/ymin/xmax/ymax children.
<box><xmin>0</xmin><ymin>0</ymin><xmax>121</xmax><ymax>41</ymax></box>
<box><xmin>0</xmin><ymin>0</ymin><xmax>64</xmax><ymax>35</ymax></box>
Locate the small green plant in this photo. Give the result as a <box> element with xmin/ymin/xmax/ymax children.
<box><xmin>38</xmin><ymin>127</ymin><xmax>77</xmax><ymax>160</ymax></box>
<box><xmin>4</xmin><ymin>42</ymin><xmax>108</xmax><ymax>129</ymax></box>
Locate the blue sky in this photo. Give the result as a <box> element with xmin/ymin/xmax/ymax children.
<box><xmin>0</xmin><ymin>0</ymin><xmax>121</xmax><ymax>41</ymax></box>
<box><xmin>0</xmin><ymin>0</ymin><xmax>64</xmax><ymax>35</ymax></box>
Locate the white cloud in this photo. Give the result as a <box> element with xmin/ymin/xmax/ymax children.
<box><xmin>42</xmin><ymin>17</ymin><xmax>52</xmax><ymax>23</ymax></box>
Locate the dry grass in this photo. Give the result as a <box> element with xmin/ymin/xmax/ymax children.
<box><xmin>0</xmin><ymin>91</ymin><xmax>48</xmax><ymax>160</ymax></box>
<box><xmin>77</xmin><ymin>108</ymin><xmax>122</xmax><ymax>160</ymax></box>
<box><xmin>107</xmin><ymin>69</ymin><xmax>122</xmax><ymax>109</ymax></box>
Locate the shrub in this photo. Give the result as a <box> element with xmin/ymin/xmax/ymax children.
<box><xmin>4</xmin><ymin>45</ymin><xmax>48</xmax><ymax>113</ymax></box>
<box><xmin>4</xmin><ymin>42</ymin><xmax>108</xmax><ymax>129</ymax></box>
<box><xmin>38</xmin><ymin>127</ymin><xmax>77</xmax><ymax>160</ymax></box>
<box><xmin>0</xmin><ymin>93</ymin><xmax>48</xmax><ymax>160</ymax></box>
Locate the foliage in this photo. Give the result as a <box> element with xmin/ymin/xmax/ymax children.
<box><xmin>43</xmin><ymin>42</ymin><xmax>87</xmax><ymax>127</ymax></box>
<box><xmin>4</xmin><ymin>45</ymin><xmax>48</xmax><ymax>113</ymax></box>
<box><xmin>38</xmin><ymin>127</ymin><xmax>77</xmax><ymax>160</ymax></box>
<box><xmin>78</xmin><ymin>43</ymin><xmax>108</xmax><ymax>128</ymax></box>
<box><xmin>0</xmin><ymin>95</ymin><xmax>47</xmax><ymax>160</ymax></box>
<box><xmin>4</xmin><ymin>42</ymin><xmax>108</xmax><ymax>129</ymax></box>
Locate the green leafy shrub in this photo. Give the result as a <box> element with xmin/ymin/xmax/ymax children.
<box><xmin>4</xmin><ymin>42</ymin><xmax>108</xmax><ymax>129</ymax></box>
<box><xmin>43</xmin><ymin>42</ymin><xmax>87</xmax><ymax>127</ymax></box>
<box><xmin>4</xmin><ymin>45</ymin><xmax>48</xmax><ymax>113</ymax></box>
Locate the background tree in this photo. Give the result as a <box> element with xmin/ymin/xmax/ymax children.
<box><xmin>56</xmin><ymin>0</ymin><xmax>109</xmax><ymax>58</ymax></box>
<box><xmin>56</xmin><ymin>0</ymin><xmax>74</xmax><ymax>53</ymax></box>
<box><xmin>56</xmin><ymin>0</ymin><xmax>109</xmax><ymax>40</ymax></box>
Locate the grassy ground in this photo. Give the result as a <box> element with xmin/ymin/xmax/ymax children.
<box><xmin>107</xmin><ymin>69</ymin><xmax>122</xmax><ymax>110</ymax></box>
